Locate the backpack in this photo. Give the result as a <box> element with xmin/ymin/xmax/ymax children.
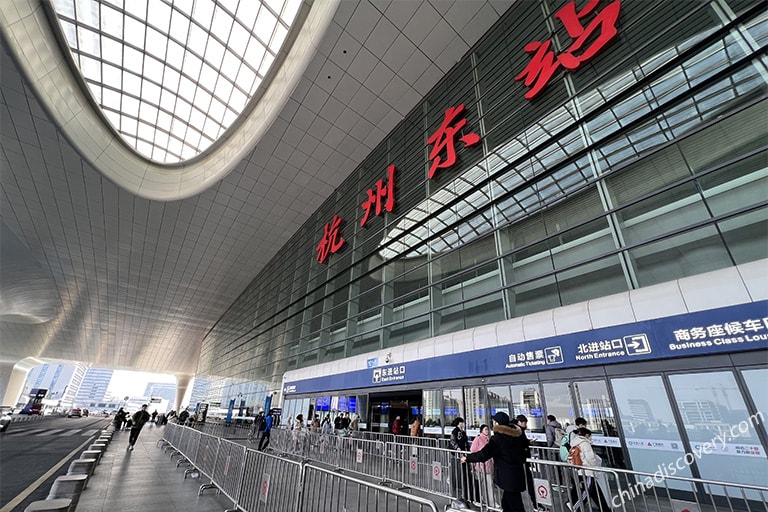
<box><xmin>559</xmin><ymin>431</ymin><xmax>572</xmax><ymax>462</ymax></box>
<box><xmin>553</xmin><ymin>426</ymin><xmax>566</xmax><ymax>446</ymax></box>
<box><xmin>567</xmin><ymin>445</ymin><xmax>583</xmax><ymax>466</ymax></box>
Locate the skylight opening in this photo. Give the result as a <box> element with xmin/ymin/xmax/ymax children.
<box><xmin>52</xmin><ymin>0</ymin><xmax>302</xmax><ymax>164</ymax></box>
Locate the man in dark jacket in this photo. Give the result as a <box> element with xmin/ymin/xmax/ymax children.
<box><xmin>127</xmin><ymin>404</ymin><xmax>151</xmax><ymax>450</ymax></box>
<box><xmin>258</xmin><ymin>410</ymin><xmax>273</xmax><ymax>451</ymax></box>
<box><xmin>449</xmin><ymin>417</ymin><xmax>475</xmax><ymax>504</ymax></box>
<box><xmin>513</xmin><ymin>414</ymin><xmax>539</xmax><ymax>510</ymax></box>
<box><xmin>462</xmin><ymin>412</ymin><xmax>527</xmax><ymax>512</ymax></box>
<box><xmin>449</xmin><ymin>417</ymin><xmax>470</xmax><ymax>451</ymax></box>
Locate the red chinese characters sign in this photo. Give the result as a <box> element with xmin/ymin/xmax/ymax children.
<box><xmin>427</xmin><ymin>104</ymin><xmax>481</xmax><ymax>179</ymax></box>
<box><xmin>316</xmin><ymin>105</ymin><xmax>481</xmax><ymax>263</ymax></box>
<box><xmin>516</xmin><ymin>0</ymin><xmax>621</xmax><ymax>100</ymax></box>
<box><xmin>361</xmin><ymin>165</ymin><xmax>396</xmax><ymax>227</ymax></box>
<box><xmin>316</xmin><ymin>215</ymin><xmax>344</xmax><ymax>263</ymax></box>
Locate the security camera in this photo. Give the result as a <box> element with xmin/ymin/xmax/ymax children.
<box><xmin>385</xmin><ymin>352</ymin><xmax>392</xmax><ymax>363</ymax></box>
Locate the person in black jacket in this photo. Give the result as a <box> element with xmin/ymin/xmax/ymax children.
<box><xmin>127</xmin><ymin>404</ymin><xmax>151</xmax><ymax>450</ymax></box>
<box><xmin>513</xmin><ymin>414</ymin><xmax>539</xmax><ymax>510</ymax></box>
<box><xmin>113</xmin><ymin>408</ymin><xmax>128</xmax><ymax>430</ymax></box>
<box><xmin>462</xmin><ymin>412</ymin><xmax>527</xmax><ymax>512</ymax></box>
<box><xmin>449</xmin><ymin>417</ymin><xmax>476</xmax><ymax>504</ymax></box>
<box><xmin>449</xmin><ymin>417</ymin><xmax>470</xmax><ymax>451</ymax></box>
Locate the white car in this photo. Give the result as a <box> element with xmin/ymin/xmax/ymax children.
<box><xmin>0</xmin><ymin>412</ymin><xmax>11</xmax><ymax>432</ymax></box>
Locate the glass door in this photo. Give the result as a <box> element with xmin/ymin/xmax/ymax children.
<box><xmin>572</xmin><ymin>379</ymin><xmax>625</xmax><ymax>468</ymax></box>
<box><xmin>463</xmin><ymin>386</ymin><xmax>488</xmax><ymax>438</ymax></box>
<box><xmin>510</xmin><ymin>383</ymin><xmax>545</xmax><ymax>442</ymax></box>
<box><xmin>423</xmin><ymin>389</ymin><xmax>443</xmax><ymax>436</ymax></box>
<box><xmin>443</xmin><ymin>388</ymin><xmax>464</xmax><ymax>435</ymax></box>
<box><xmin>668</xmin><ymin>371</ymin><xmax>768</xmax><ymax>496</ymax></box>
<box><xmin>611</xmin><ymin>375</ymin><xmax>690</xmax><ymax>484</ymax></box>
<box><xmin>542</xmin><ymin>381</ymin><xmax>575</xmax><ymax>427</ymax></box>
<box><xmin>487</xmin><ymin>385</ymin><xmax>511</xmax><ymax>418</ymax></box>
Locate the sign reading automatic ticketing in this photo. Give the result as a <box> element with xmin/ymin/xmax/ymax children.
<box><xmin>282</xmin><ymin>301</ymin><xmax>768</xmax><ymax>395</ymax></box>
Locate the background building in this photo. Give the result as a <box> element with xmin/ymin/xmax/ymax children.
<box><xmin>20</xmin><ymin>363</ymin><xmax>87</xmax><ymax>410</ymax></box>
<box><xmin>74</xmin><ymin>368</ymin><xmax>113</xmax><ymax>407</ymax></box>
<box><xmin>143</xmin><ymin>382</ymin><xmax>177</xmax><ymax>404</ymax></box>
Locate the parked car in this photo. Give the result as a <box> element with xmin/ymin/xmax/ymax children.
<box><xmin>67</xmin><ymin>408</ymin><xmax>82</xmax><ymax>418</ymax></box>
<box><xmin>0</xmin><ymin>411</ymin><xmax>12</xmax><ymax>432</ymax></box>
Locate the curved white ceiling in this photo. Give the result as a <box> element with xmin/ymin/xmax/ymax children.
<box><xmin>1</xmin><ymin>0</ymin><xmax>336</xmax><ymax>200</ymax></box>
<box><xmin>51</xmin><ymin>0</ymin><xmax>303</xmax><ymax>164</ymax></box>
<box><xmin>0</xmin><ymin>0</ymin><xmax>512</xmax><ymax>380</ymax></box>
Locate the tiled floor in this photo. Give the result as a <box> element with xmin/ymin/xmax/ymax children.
<box><xmin>74</xmin><ymin>425</ymin><xmax>234</xmax><ymax>512</ymax></box>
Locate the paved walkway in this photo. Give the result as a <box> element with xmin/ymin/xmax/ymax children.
<box><xmin>74</xmin><ymin>424</ymin><xmax>233</xmax><ymax>512</ymax></box>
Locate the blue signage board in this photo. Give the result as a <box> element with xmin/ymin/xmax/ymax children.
<box><xmin>283</xmin><ymin>301</ymin><xmax>768</xmax><ymax>395</ymax></box>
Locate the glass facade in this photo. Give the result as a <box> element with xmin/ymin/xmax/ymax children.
<box><xmin>282</xmin><ymin>359</ymin><xmax>768</xmax><ymax>489</ymax></box>
<box><xmin>197</xmin><ymin>0</ymin><xmax>767</xmax><ymax>407</ymax></box>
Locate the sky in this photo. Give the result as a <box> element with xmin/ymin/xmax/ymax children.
<box><xmin>106</xmin><ymin>370</ymin><xmax>175</xmax><ymax>399</ymax></box>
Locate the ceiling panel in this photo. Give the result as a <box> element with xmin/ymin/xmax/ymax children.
<box><xmin>0</xmin><ymin>1</ymin><xmax>508</xmax><ymax>381</ymax></box>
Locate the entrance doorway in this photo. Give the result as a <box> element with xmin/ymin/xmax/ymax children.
<box><xmin>369</xmin><ymin>390</ymin><xmax>422</xmax><ymax>434</ymax></box>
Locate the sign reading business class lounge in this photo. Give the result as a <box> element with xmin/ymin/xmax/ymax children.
<box><xmin>282</xmin><ymin>301</ymin><xmax>768</xmax><ymax>395</ymax></box>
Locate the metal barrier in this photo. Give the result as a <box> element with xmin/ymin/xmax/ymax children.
<box><xmin>266</xmin><ymin>426</ymin><xmax>293</xmax><ymax>454</ymax></box>
<box><xmin>335</xmin><ymin>435</ymin><xmax>389</xmax><ymax>481</ymax></box>
<box><xmin>195</xmin><ymin>433</ymin><xmax>222</xmax><ymax>494</ymax></box>
<box><xmin>237</xmin><ymin>448</ymin><xmax>303</xmax><ymax>512</ymax></box>
<box><xmin>526</xmin><ymin>457</ymin><xmax>768</xmax><ymax>512</ymax></box>
<box><xmin>384</xmin><ymin>442</ymin><xmax>480</xmax><ymax>504</ymax></box>
<box><xmin>193</xmin><ymin>420</ymin><xmax>252</xmax><ymax>440</ymax></box>
<box><xmin>161</xmin><ymin>424</ymin><xmax>441</xmax><ymax>512</ymax></box>
<box><xmin>394</xmin><ymin>433</ymin><xmax>444</xmax><ymax>449</ymax></box>
<box><xmin>300</xmin><ymin>463</ymin><xmax>440</xmax><ymax>512</ymax></box>
<box><xmin>162</xmin><ymin>423</ymin><xmax>768</xmax><ymax>512</ymax></box>
<box><xmin>531</xmin><ymin>445</ymin><xmax>561</xmax><ymax>460</ymax></box>
<box><xmin>212</xmin><ymin>438</ymin><xmax>248</xmax><ymax>506</ymax></box>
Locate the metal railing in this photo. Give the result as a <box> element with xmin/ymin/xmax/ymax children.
<box><xmin>301</xmin><ymin>463</ymin><xmax>439</xmax><ymax>512</ymax></box>
<box><xmin>524</xmin><ymin>457</ymin><xmax>768</xmax><ymax>512</ymax></box>
<box><xmin>164</xmin><ymin>423</ymin><xmax>768</xmax><ymax>512</ymax></box>
<box><xmin>162</xmin><ymin>423</ymin><xmax>442</xmax><ymax>512</ymax></box>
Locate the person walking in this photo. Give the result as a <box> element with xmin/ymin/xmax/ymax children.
<box><xmin>258</xmin><ymin>410</ymin><xmax>273</xmax><ymax>451</ymax></box>
<box><xmin>321</xmin><ymin>414</ymin><xmax>333</xmax><ymax>436</ymax></box>
<box><xmin>341</xmin><ymin>412</ymin><xmax>351</xmax><ymax>433</ymax></box>
<box><xmin>391</xmin><ymin>415</ymin><xmax>403</xmax><ymax>435</ymax></box>
<box><xmin>292</xmin><ymin>414</ymin><xmax>305</xmax><ymax>453</ymax></box>
<box><xmin>410</xmin><ymin>416</ymin><xmax>421</xmax><ymax>437</ymax></box>
<box><xmin>569</xmin><ymin>428</ymin><xmax>612</xmax><ymax>511</ymax></box>
<box><xmin>449</xmin><ymin>417</ymin><xmax>476</xmax><ymax>504</ymax></box>
<box><xmin>461</xmin><ymin>412</ymin><xmax>527</xmax><ymax>512</ymax></box>
<box><xmin>471</xmin><ymin>424</ymin><xmax>498</xmax><ymax>508</ymax></box>
<box><xmin>545</xmin><ymin>414</ymin><xmax>564</xmax><ymax>449</ymax></box>
<box><xmin>250</xmin><ymin>411</ymin><xmax>266</xmax><ymax>443</ymax></box>
<box><xmin>127</xmin><ymin>404</ymin><xmax>151</xmax><ymax>450</ymax></box>
<box><xmin>513</xmin><ymin>414</ymin><xmax>539</xmax><ymax>509</ymax></box>
<box><xmin>113</xmin><ymin>407</ymin><xmax>128</xmax><ymax>430</ymax></box>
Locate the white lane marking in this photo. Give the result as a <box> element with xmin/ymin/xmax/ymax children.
<box><xmin>0</xmin><ymin>434</ymin><xmax>97</xmax><ymax>512</ymax></box>
<box><xmin>35</xmin><ymin>429</ymin><xmax>65</xmax><ymax>436</ymax></box>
